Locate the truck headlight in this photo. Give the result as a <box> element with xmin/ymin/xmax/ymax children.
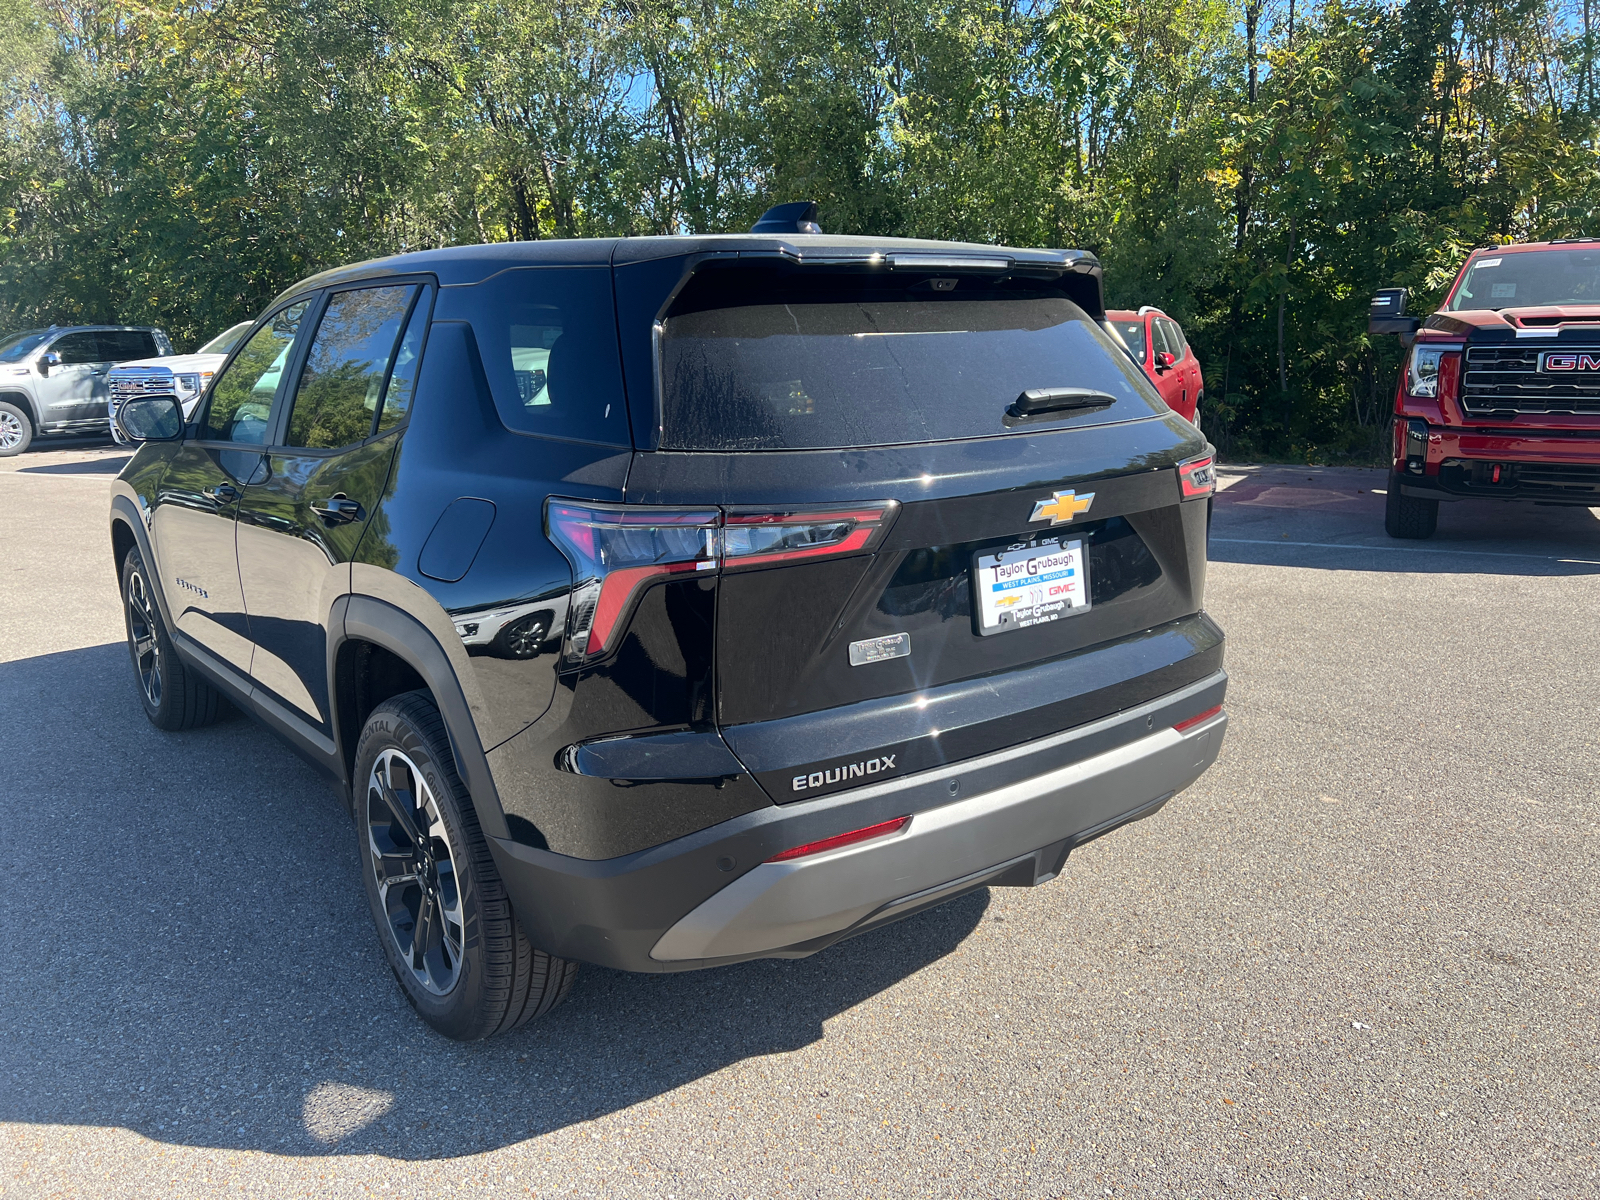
<box><xmin>175</xmin><ymin>373</ymin><xmax>203</xmax><ymax>396</ymax></box>
<box><xmin>1407</xmin><ymin>347</ymin><xmax>1443</xmax><ymax>397</ymax></box>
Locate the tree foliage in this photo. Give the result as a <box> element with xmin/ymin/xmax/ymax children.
<box><xmin>4</xmin><ymin>0</ymin><xmax>1599</xmax><ymax>458</ymax></box>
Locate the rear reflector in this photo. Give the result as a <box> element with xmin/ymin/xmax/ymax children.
<box><xmin>1178</xmin><ymin>454</ymin><xmax>1216</xmax><ymax>499</ymax></box>
<box><xmin>766</xmin><ymin>815</ymin><xmax>911</xmax><ymax>863</ymax></box>
<box><xmin>1173</xmin><ymin>704</ymin><xmax>1222</xmax><ymax>732</ymax></box>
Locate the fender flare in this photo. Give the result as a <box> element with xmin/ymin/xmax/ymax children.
<box><xmin>109</xmin><ymin>492</ymin><xmax>176</xmax><ymax>629</ymax></box>
<box><xmin>341</xmin><ymin>594</ymin><xmax>510</xmax><ymax>841</ymax></box>
<box><xmin>0</xmin><ymin>389</ymin><xmax>38</xmax><ymax>427</ymax></box>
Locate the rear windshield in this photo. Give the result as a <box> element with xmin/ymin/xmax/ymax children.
<box><xmin>660</xmin><ymin>296</ymin><xmax>1163</xmax><ymax>451</ymax></box>
<box><xmin>1449</xmin><ymin>248</ymin><xmax>1600</xmax><ymax>310</ymax></box>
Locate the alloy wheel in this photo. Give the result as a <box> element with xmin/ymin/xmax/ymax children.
<box><xmin>366</xmin><ymin>748</ymin><xmax>465</xmax><ymax>996</ymax></box>
<box><xmin>0</xmin><ymin>410</ymin><xmax>23</xmax><ymax>450</ymax></box>
<box><xmin>126</xmin><ymin>569</ymin><xmax>162</xmax><ymax>707</ymax></box>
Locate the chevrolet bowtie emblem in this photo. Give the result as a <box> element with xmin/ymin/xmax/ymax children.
<box><xmin>1029</xmin><ymin>490</ymin><xmax>1096</xmax><ymax>525</ymax></box>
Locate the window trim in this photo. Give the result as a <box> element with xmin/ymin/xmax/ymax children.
<box><xmin>265</xmin><ymin>275</ymin><xmax>438</xmax><ymax>456</ymax></box>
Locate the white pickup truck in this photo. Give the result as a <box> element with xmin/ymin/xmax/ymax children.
<box><xmin>107</xmin><ymin>321</ymin><xmax>254</xmax><ymax>446</ymax></box>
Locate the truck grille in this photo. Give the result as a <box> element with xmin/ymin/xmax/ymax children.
<box><xmin>109</xmin><ymin>371</ymin><xmax>176</xmax><ymax>398</ymax></box>
<box><xmin>1462</xmin><ymin>345</ymin><xmax>1600</xmax><ymax>414</ymax></box>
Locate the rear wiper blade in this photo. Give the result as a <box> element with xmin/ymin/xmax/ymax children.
<box><xmin>1009</xmin><ymin>387</ymin><xmax>1118</xmax><ymax>417</ymax></box>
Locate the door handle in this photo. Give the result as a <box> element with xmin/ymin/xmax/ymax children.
<box><xmin>205</xmin><ymin>483</ymin><xmax>239</xmax><ymax>505</ymax></box>
<box><xmin>311</xmin><ymin>495</ymin><xmax>365</xmax><ymax>526</ymax></box>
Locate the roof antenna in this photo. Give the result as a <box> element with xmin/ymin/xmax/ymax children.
<box><xmin>752</xmin><ymin>201</ymin><xmax>822</xmax><ymax>235</ymax></box>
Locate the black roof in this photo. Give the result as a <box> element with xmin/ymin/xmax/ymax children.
<box><xmin>271</xmin><ymin>234</ymin><xmax>1102</xmax><ymax>308</ymax></box>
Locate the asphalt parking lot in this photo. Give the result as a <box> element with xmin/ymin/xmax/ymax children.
<box><xmin>2</xmin><ymin>438</ymin><xmax>1597</xmax><ymax>1199</ymax></box>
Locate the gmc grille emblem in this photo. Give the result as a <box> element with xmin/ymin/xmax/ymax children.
<box><xmin>792</xmin><ymin>754</ymin><xmax>897</xmax><ymax>793</ymax></box>
<box><xmin>1539</xmin><ymin>352</ymin><xmax>1600</xmax><ymax>372</ymax></box>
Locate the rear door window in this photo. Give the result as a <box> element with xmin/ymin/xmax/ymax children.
<box><xmin>97</xmin><ymin>330</ymin><xmax>158</xmax><ymax>361</ymax></box>
<box><xmin>286</xmin><ymin>284</ymin><xmax>419</xmax><ymax>449</ymax></box>
<box><xmin>660</xmin><ymin>295</ymin><xmax>1164</xmax><ymax>451</ymax></box>
<box><xmin>436</xmin><ymin>267</ymin><xmax>628</xmax><ymax>446</ymax></box>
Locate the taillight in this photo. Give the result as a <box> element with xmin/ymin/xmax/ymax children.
<box><xmin>721</xmin><ymin>503</ymin><xmax>898</xmax><ymax>570</ymax></box>
<box><xmin>766</xmin><ymin>815</ymin><xmax>910</xmax><ymax>863</ymax></box>
<box><xmin>546</xmin><ymin>499</ymin><xmax>900</xmax><ymax>663</ymax></box>
<box><xmin>546</xmin><ymin>502</ymin><xmax>720</xmax><ymax>662</ymax></box>
<box><xmin>1177</xmin><ymin>453</ymin><xmax>1216</xmax><ymax>499</ymax></box>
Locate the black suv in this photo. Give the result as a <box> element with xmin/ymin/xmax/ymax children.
<box><xmin>109</xmin><ymin>219</ymin><xmax>1228</xmax><ymax>1039</ymax></box>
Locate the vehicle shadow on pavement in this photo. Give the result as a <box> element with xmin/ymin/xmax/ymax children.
<box><xmin>14</xmin><ymin>455</ymin><xmax>132</xmax><ymax>475</ymax></box>
<box><xmin>0</xmin><ymin>642</ymin><xmax>987</xmax><ymax>1161</ymax></box>
<box><xmin>1210</xmin><ymin>469</ymin><xmax>1600</xmax><ymax>576</ymax></box>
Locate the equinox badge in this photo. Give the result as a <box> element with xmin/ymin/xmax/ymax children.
<box><xmin>1029</xmin><ymin>490</ymin><xmax>1095</xmax><ymax>525</ymax></box>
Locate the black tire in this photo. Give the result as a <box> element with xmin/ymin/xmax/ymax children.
<box><xmin>1385</xmin><ymin>472</ymin><xmax>1438</xmax><ymax>539</ymax></box>
<box><xmin>354</xmin><ymin>692</ymin><xmax>577</xmax><ymax>1040</ymax></box>
<box><xmin>0</xmin><ymin>400</ymin><xmax>33</xmax><ymax>457</ymax></box>
<box><xmin>121</xmin><ymin>547</ymin><xmax>227</xmax><ymax>730</ymax></box>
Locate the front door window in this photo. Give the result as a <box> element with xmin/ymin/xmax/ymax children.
<box><xmin>202</xmin><ymin>302</ymin><xmax>311</xmax><ymax>445</ymax></box>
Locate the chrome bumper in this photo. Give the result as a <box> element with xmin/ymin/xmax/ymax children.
<box><xmin>650</xmin><ymin>706</ymin><xmax>1226</xmax><ymax>962</ymax></box>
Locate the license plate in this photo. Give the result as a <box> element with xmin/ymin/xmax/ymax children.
<box><xmin>973</xmin><ymin>537</ymin><xmax>1091</xmax><ymax>636</ymax></box>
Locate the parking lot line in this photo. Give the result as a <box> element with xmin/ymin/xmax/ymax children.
<box><xmin>1210</xmin><ymin>535</ymin><xmax>1600</xmax><ymax>564</ymax></box>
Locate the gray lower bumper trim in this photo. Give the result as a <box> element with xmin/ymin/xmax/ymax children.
<box><xmin>649</xmin><ymin>712</ymin><xmax>1226</xmax><ymax>962</ymax></box>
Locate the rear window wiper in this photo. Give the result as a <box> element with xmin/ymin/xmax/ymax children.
<box><xmin>1009</xmin><ymin>387</ymin><xmax>1118</xmax><ymax>417</ymax></box>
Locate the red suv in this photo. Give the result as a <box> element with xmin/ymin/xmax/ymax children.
<box><xmin>1371</xmin><ymin>240</ymin><xmax>1600</xmax><ymax>538</ymax></box>
<box><xmin>1106</xmin><ymin>308</ymin><xmax>1204</xmax><ymax>424</ymax></box>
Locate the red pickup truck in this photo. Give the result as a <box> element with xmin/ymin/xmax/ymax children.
<box><xmin>1372</xmin><ymin>240</ymin><xmax>1600</xmax><ymax>538</ymax></box>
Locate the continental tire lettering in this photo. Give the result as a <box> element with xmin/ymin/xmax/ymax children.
<box><xmin>791</xmin><ymin>753</ymin><xmax>900</xmax><ymax>792</ymax></box>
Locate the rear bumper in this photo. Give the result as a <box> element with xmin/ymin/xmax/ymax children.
<box><xmin>487</xmin><ymin>669</ymin><xmax>1227</xmax><ymax>972</ymax></box>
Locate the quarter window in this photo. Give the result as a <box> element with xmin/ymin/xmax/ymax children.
<box><xmin>434</xmin><ymin>267</ymin><xmax>628</xmax><ymax>445</ymax></box>
<box><xmin>286</xmin><ymin>285</ymin><xmax>419</xmax><ymax>450</ymax></box>
<box><xmin>202</xmin><ymin>301</ymin><xmax>311</xmax><ymax>445</ymax></box>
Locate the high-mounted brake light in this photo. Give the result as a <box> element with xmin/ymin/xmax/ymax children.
<box><xmin>1173</xmin><ymin>704</ymin><xmax>1222</xmax><ymax>733</ymax></box>
<box><xmin>766</xmin><ymin>815</ymin><xmax>911</xmax><ymax>863</ymax></box>
<box><xmin>546</xmin><ymin>499</ymin><xmax>901</xmax><ymax>663</ymax></box>
<box><xmin>1177</xmin><ymin>454</ymin><xmax>1216</xmax><ymax>499</ymax></box>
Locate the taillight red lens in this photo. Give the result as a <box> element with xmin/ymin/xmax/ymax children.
<box><xmin>721</xmin><ymin>502</ymin><xmax>898</xmax><ymax>570</ymax></box>
<box><xmin>546</xmin><ymin>498</ymin><xmax>901</xmax><ymax>663</ymax></box>
<box><xmin>766</xmin><ymin>815</ymin><xmax>910</xmax><ymax>863</ymax></box>
<box><xmin>1178</xmin><ymin>454</ymin><xmax>1216</xmax><ymax>499</ymax></box>
<box><xmin>546</xmin><ymin>502</ymin><xmax>719</xmax><ymax>661</ymax></box>
<box><xmin>1173</xmin><ymin>704</ymin><xmax>1221</xmax><ymax>732</ymax></box>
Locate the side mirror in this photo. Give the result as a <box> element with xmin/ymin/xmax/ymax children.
<box><xmin>115</xmin><ymin>394</ymin><xmax>185</xmax><ymax>443</ymax></box>
<box><xmin>40</xmin><ymin>350</ymin><xmax>61</xmax><ymax>375</ymax></box>
<box><xmin>1154</xmin><ymin>351</ymin><xmax>1176</xmax><ymax>370</ymax></box>
<box><xmin>1369</xmin><ymin>288</ymin><xmax>1421</xmax><ymax>337</ymax></box>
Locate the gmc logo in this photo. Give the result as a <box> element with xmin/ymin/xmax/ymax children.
<box><xmin>1539</xmin><ymin>352</ymin><xmax>1600</xmax><ymax>372</ymax></box>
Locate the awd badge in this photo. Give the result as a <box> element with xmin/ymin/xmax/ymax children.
<box><xmin>1028</xmin><ymin>490</ymin><xmax>1095</xmax><ymax>525</ymax></box>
